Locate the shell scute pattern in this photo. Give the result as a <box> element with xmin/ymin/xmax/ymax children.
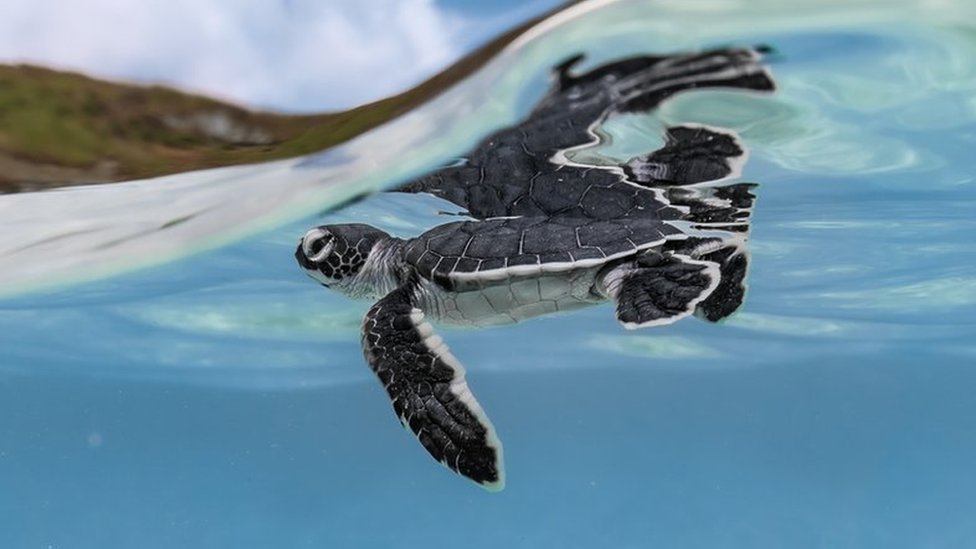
<box><xmin>529</xmin><ymin>173</ymin><xmax>581</xmax><ymax>212</ymax></box>
<box><xmin>403</xmin><ymin>214</ymin><xmax>687</xmax><ymax>292</ymax></box>
<box><xmin>521</xmin><ymin>224</ymin><xmax>576</xmax><ymax>254</ymax></box>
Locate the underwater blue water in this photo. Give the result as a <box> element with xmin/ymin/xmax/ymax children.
<box><xmin>4</xmin><ymin>1</ymin><xmax>976</xmax><ymax>547</ymax></box>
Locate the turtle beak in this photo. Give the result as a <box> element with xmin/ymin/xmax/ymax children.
<box><xmin>295</xmin><ymin>230</ymin><xmax>320</xmax><ymax>268</ymax></box>
<box><xmin>295</xmin><ymin>240</ymin><xmax>313</xmax><ymax>269</ymax></box>
<box><xmin>294</xmin><ymin>245</ymin><xmax>331</xmax><ymax>288</ymax></box>
<box><xmin>295</xmin><ymin>232</ymin><xmax>334</xmax><ymax>288</ymax></box>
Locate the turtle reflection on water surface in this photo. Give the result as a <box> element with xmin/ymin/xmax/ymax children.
<box><xmin>296</xmin><ymin>46</ymin><xmax>776</xmax><ymax>490</ymax></box>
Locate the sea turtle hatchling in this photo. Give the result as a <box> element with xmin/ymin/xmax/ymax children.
<box><xmin>294</xmin><ymin>46</ymin><xmax>775</xmax><ymax>490</ymax></box>
<box><xmin>296</xmin><ymin>210</ymin><xmax>747</xmax><ymax>490</ymax></box>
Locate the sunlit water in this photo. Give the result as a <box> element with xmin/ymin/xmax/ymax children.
<box><xmin>3</xmin><ymin>0</ymin><xmax>976</xmax><ymax>547</ymax></box>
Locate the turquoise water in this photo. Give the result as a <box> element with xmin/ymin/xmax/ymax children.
<box><xmin>4</xmin><ymin>0</ymin><xmax>976</xmax><ymax>547</ymax></box>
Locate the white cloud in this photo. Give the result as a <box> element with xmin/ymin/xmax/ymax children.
<box><xmin>0</xmin><ymin>0</ymin><xmax>467</xmax><ymax>111</ymax></box>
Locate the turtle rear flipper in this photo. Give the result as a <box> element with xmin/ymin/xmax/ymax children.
<box><xmin>666</xmin><ymin>237</ymin><xmax>751</xmax><ymax>323</ymax></box>
<box><xmin>602</xmin><ymin>251</ymin><xmax>720</xmax><ymax>329</ymax></box>
<box><xmin>362</xmin><ymin>280</ymin><xmax>505</xmax><ymax>491</ymax></box>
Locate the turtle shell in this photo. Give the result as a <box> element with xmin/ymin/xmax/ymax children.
<box><xmin>402</xmin><ymin>212</ymin><xmax>681</xmax><ymax>290</ymax></box>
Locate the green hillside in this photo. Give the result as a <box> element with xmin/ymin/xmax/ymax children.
<box><xmin>0</xmin><ymin>6</ymin><xmax>558</xmax><ymax>193</ymax></box>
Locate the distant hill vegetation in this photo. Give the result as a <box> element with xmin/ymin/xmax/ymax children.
<box><xmin>0</xmin><ymin>64</ymin><xmax>332</xmax><ymax>192</ymax></box>
<box><xmin>0</xmin><ymin>4</ymin><xmax>561</xmax><ymax>193</ymax></box>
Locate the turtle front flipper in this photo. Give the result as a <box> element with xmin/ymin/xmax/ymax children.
<box><xmin>600</xmin><ymin>251</ymin><xmax>720</xmax><ymax>329</ymax></box>
<box><xmin>362</xmin><ymin>280</ymin><xmax>505</xmax><ymax>491</ymax></box>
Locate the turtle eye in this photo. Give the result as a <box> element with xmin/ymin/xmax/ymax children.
<box><xmin>302</xmin><ymin>229</ymin><xmax>334</xmax><ymax>262</ymax></box>
<box><xmin>308</xmin><ymin>237</ymin><xmax>334</xmax><ymax>262</ymax></box>
<box><xmin>308</xmin><ymin>238</ymin><xmax>326</xmax><ymax>256</ymax></box>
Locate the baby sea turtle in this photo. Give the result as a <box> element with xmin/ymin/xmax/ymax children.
<box><xmin>295</xmin><ymin>46</ymin><xmax>775</xmax><ymax>490</ymax></box>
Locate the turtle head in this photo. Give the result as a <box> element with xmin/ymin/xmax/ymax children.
<box><xmin>295</xmin><ymin>223</ymin><xmax>395</xmax><ymax>297</ymax></box>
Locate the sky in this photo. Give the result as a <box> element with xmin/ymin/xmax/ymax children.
<box><xmin>0</xmin><ymin>0</ymin><xmax>561</xmax><ymax>113</ymax></box>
